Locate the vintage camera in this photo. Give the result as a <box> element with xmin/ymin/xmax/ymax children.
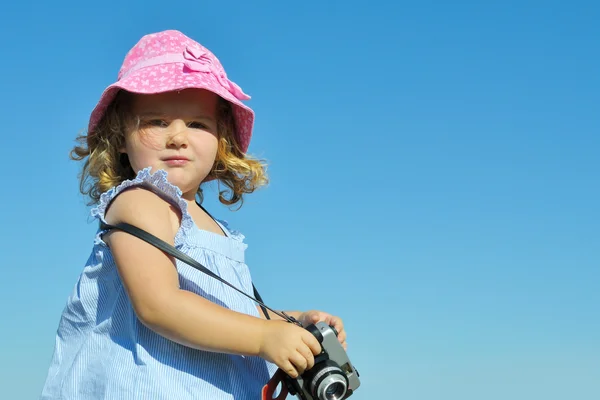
<box><xmin>284</xmin><ymin>322</ymin><xmax>361</xmax><ymax>400</ymax></box>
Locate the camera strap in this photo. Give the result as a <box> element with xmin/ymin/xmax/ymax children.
<box><xmin>100</xmin><ymin>221</ymin><xmax>301</xmax><ymax>326</ymax></box>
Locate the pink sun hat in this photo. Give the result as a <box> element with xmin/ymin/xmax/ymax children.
<box><xmin>88</xmin><ymin>30</ymin><xmax>254</xmax><ymax>153</ymax></box>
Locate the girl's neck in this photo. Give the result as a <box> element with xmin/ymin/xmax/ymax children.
<box><xmin>184</xmin><ymin>197</ymin><xmax>227</xmax><ymax>237</ymax></box>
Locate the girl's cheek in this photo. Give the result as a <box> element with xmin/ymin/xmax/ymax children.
<box><xmin>135</xmin><ymin>129</ymin><xmax>164</xmax><ymax>150</ymax></box>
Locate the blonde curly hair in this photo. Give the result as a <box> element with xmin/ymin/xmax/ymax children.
<box><xmin>71</xmin><ymin>90</ymin><xmax>268</xmax><ymax>207</ymax></box>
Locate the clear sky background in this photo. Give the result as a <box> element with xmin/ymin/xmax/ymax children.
<box><xmin>1</xmin><ymin>1</ymin><xmax>598</xmax><ymax>399</ymax></box>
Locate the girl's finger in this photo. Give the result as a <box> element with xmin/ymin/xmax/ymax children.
<box><xmin>333</xmin><ymin>317</ymin><xmax>344</xmax><ymax>331</ymax></box>
<box><xmin>289</xmin><ymin>351</ymin><xmax>309</xmax><ymax>375</ymax></box>
<box><xmin>282</xmin><ymin>360</ymin><xmax>299</xmax><ymax>379</ymax></box>
<box><xmin>303</xmin><ymin>331</ymin><xmax>323</xmax><ymax>356</ymax></box>
<box><xmin>337</xmin><ymin>330</ymin><xmax>347</xmax><ymax>343</ymax></box>
<box><xmin>298</xmin><ymin>345</ymin><xmax>315</xmax><ymax>371</ymax></box>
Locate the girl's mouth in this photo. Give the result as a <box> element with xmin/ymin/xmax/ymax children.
<box><xmin>163</xmin><ymin>157</ymin><xmax>189</xmax><ymax>166</ymax></box>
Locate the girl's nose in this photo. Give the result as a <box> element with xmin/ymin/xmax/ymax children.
<box><xmin>166</xmin><ymin>120</ymin><xmax>189</xmax><ymax>148</ymax></box>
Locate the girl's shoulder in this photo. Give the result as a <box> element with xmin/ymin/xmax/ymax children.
<box><xmin>91</xmin><ymin>167</ymin><xmax>194</xmax><ymax>245</ymax></box>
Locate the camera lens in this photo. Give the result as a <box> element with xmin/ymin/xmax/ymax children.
<box><xmin>305</xmin><ymin>360</ymin><xmax>349</xmax><ymax>400</ymax></box>
<box><xmin>316</xmin><ymin>374</ymin><xmax>347</xmax><ymax>400</ymax></box>
<box><xmin>324</xmin><ymin>381</ymin><xmax>346</xmax><ymax>399</ymax></box>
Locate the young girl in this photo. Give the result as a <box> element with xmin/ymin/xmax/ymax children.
<box><xmin>41</xmin><ymin>30</ymin><xmax>347</xmax><ymax>400</ymax></box>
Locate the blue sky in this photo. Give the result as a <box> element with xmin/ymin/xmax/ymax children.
<box><xmin>1</xmin><ymin>1</ymin><xmax>599</xmax><ymax>399</ymax></box>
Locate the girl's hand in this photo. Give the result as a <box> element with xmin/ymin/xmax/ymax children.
<box><xmin>298</xmin><ymin>310</ymin><xmax>347</xmax><ymax>351</ymax></box>
<box><xmin>259</xmin><ymin>320</ymin><xmax>322</xmax><ymax>378</ymax></box>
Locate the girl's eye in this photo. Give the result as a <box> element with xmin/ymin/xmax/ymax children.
<box><xmin>188</xmin><ymin>121</ymin><xmax>209</xmax><ymax>130</ymax></box>
<box><xmin>147</xmin><ymin>119</ymin><xmax>168</xmax><ymax>127</ymax></box>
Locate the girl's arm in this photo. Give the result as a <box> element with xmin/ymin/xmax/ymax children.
<box><xmin>257</xmin><ymin>308</ymin><xmax>302</xmax><ymax>321</ymax></box>
<box><xmin>104</xmin><ymin>188</ymin><xmax>321</xmax><ymax>377</ymax></box>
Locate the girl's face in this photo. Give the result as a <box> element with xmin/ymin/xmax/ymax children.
<box><xmin>122</xmin><ymin>89</ymin><xmax>219</xmax><ymax>200</ymax></box>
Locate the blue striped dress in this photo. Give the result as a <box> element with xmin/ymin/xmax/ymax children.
<box><xmin>41</xmin><ymin>168</ymin><xmax>277</xmax><ymax>399</ymax></box>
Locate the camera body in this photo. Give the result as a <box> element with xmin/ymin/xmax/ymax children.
<box><xmin>284</xmin><ymin>322</ymin><xmax>360</xmax><ymax>400</ymax></box>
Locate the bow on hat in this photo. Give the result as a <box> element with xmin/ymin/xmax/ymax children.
<box><xmin>183</xmin><ymin>46</ymin><xmax>250</xmax><ymax>101</ymax></box>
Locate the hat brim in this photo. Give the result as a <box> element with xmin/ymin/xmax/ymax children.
<box><xmin>88</xmin><ymin>63</ymin><xmax>254</xmax><ymax>153</ymax></box>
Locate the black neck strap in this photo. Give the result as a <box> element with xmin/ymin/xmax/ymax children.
<box><xmin>100</xmin><ymin>221</ymin><xmax>299</xmax><ymax>325</ymax></box>
<box><xmin>195</xmin><ymin>200</ymin><xmax>272</xmax><ymax>321</ymax></box>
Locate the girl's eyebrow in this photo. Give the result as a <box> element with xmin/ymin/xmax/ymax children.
<box><xmin>192</xmin><ymin>115</ymin><xmax>216</xmax><ymax>122</ymax></box>
<box><xmin>138</xmin><ymin>111</ymin><xmax>166</xmax><ymax>117</ymax></box>
<box><xmin>138</xmin><ymin>112</ymin><xmax>215</xmax><ymax>122</ymax></box>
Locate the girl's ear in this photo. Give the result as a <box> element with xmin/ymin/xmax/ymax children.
<box><xmin>118</xmin><ymin>138</ymin><xmax>128</xmax><ymax>153</ymax></box>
